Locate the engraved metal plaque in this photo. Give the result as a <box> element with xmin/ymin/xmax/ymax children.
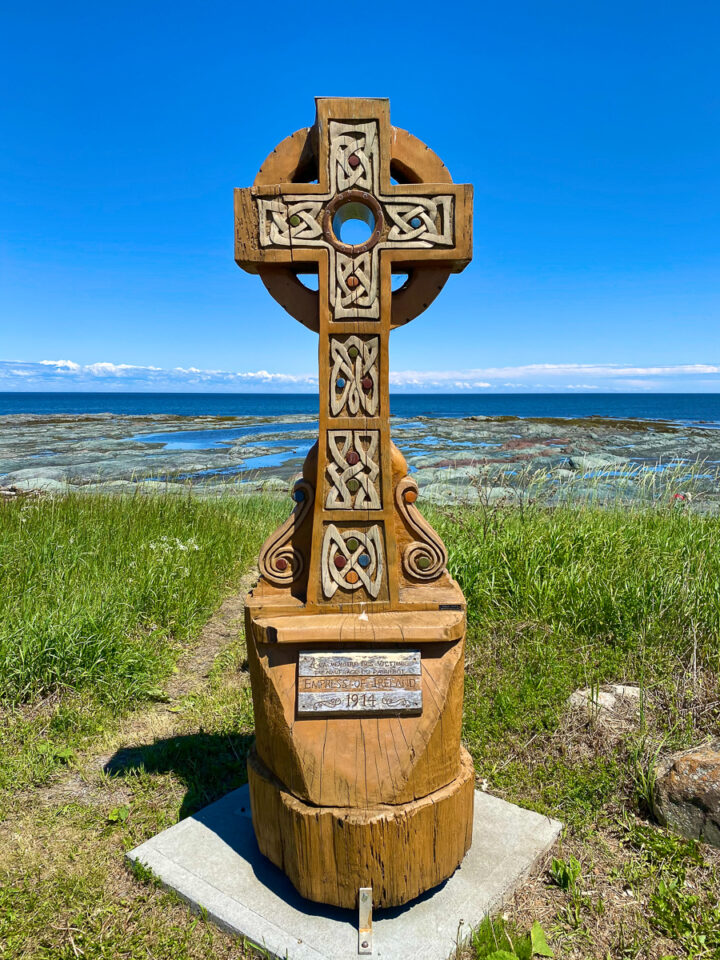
<box><xmin>297</xmin><ymin>650</ymin><xmax>422</xmax><ymax>716</ymax></box>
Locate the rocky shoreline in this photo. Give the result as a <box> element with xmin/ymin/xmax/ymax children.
<box><xmin>1</xmin><ymin>412</ymin><xmax>719</xmax><ymax>510</ymax></box>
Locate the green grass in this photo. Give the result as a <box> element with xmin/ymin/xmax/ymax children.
<box><xmin>469</xmin><ymin>916</ymin><xmax>534</xmax><ymax>958</ymax></box>
<box><xmin>4</xmin><ymin>491</ymin><xmax>716</xmax><ymax>720</ymax></box>
<box><xmin>0</xmin><ymin>492</ymin><xmax>285</xmax><ymax>796</ymax></box>
<box><xmin>426</xmin><ymin>502</ymin><xmax>720</xmax><ymax>823</ymax></box>
<box><xmin>1</xmin><ymin>492</ymin><xmax>720</xmax><ymax>958</ymax></box>
<box><xmin>438</xmin><ymin>501</ymin><xmax>720</xmax><ymax>655</ymax></box>
<box><xmin>0</xmin><ymin>492</ymin><xmax>285</xmax><ymax>705</ymax></box>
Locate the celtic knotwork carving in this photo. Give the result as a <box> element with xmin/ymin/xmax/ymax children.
<box><xmin>257</xmin><ymin>200</ymin><xmax>325</xmax><ymax>247</ymax></box>
<box><xmin>258</xmin><ymin>479</ymin><xmax>314</xmax><ymax>585</ymax></box>
<box><xmin>330</xmin><ymin>336</ymin><xmax>379</xmax><ymax>416</ymax></box>
<box><xmin>321</xmin><ymin>524</ymin><xmax>384</xmax><ymax>599</ymax></box>
<box><xmin>384</xmin><ymin>197</ymin><xmax>454</xmax><ymax>247</ymax></box>
<box><xmin>334</xmin><ymin>251</ymin><xmax>378</xmax><ymax>318</ymax></box>
<box><xmin>253</xmin><ymin>124</ymin><xmax>454</xmax><ymax>323</ymax></box>
<box><xmin>395</xmin><ymin>477</ymin><xmax>447</xmax><ymax>581</ymax></box>
<box><xmin>329</xmin><ymin>120</ymin><xmax>378</xmax><ymax>193</ymax></box>
<box><xmin>326</xmin><ymin>431</ymin><xmax>381</xmax><ymax>510</ymax></box>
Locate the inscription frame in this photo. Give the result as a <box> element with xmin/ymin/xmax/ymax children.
<box><xmin>296</xmin><ymin>649</ymin><xmax>422</xmax><ymax>717</ymax></box>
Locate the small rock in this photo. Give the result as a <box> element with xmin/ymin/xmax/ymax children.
<box><xmin>608</xmin><ymin>684</ymin><xmax>642</xmax><ymax>701</ymax></box>
<box><xmin>567</xmin><ymin>683</ymin><xmax>642</xmax><ymax>720</ymax></box>
<box><xmin>652</xmin><ymin>742</ymin><xmax>720</xmax><ymax>847</ymax></box>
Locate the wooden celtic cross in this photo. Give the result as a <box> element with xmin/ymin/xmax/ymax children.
<box><xmin>235</xmin><ymin>98</ymin><xmax>475</xmax><ymax>915</ymax></box>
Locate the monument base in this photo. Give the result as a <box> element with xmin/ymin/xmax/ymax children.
<box><xmin>126</xmin><ymin>782</ymin><xmax>562</xmax><ymax>960</ymax></box>
<box><xmin>247</xmin><ymin>746</ymin><xmax>475</xmax><ymax>909</ymax></box>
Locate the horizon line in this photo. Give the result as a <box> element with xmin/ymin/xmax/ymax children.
<box><xmin>1</xmin><ymin>389</ymin><xmax>720</xmax><ymax>396</ymax></box>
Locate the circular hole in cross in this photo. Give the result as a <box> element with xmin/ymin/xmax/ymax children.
<box><xmin>332</xmin><ymin>200</ymin><xmax>375</xmax><ymax>246</ymax></box>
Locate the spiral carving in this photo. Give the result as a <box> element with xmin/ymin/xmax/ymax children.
<box><xmin>395</xmin><ymin>477</ymin><xmax>447</xmax><ymax>581</ymax></box>
<box><xmin>258</xmin><ymin>479</ymin><xmax>314</xmax><ymax>586</ymax></box>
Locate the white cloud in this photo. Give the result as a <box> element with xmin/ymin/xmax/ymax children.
<box><xmin>38</xmin><ymin>359</ymin><xmax>81</xmax><ymax>371</ymax></box>
<box><xmin>0</xmin><ymin>359</ymin><xmax>319</xmax><ymax>392</ymax></box>
<box><xmin>84</xmin><ymin>362</ymin><xmax>163</xmax><ymax>376</ymax></box>
<box><xmin>0</xmin><ymin>359</ymin><xmax>717</xmax><ymax>392</ymax></box>
<box><xmin>389</xmin><ymin>363</ymin><xmax>720</xmax><ymax>384</ymax></box>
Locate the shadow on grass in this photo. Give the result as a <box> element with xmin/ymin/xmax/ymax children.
<box><xmin>104</xmin><ymin>731</ymin><xmax>255</xmax><ymax>819</ymax></box>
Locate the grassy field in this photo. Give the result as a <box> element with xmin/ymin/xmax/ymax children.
<box><xmin>1</xmin><ymin>491</ymin><xmax>719</xmax><ymax>959</ymax></box>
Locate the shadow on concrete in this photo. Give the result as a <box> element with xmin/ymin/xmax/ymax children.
<box><xmin>110</xmin><ymin>732</ymin><xmax>449</xmax><ymax>926</ymax></box>
<box><xmin>105</xmin><ymin>731</ymin><xmax>255</xmax><ymax>820</ymax></box>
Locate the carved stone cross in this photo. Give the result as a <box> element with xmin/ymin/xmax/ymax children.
<box><xmin>236</xmin><ymin>97</ymin><xmax>472</xmax><ymax>610</ymax></box>
<box><xmin>235</xmin><ymin>98</ymin><xmax>475</xmax><ymax>912</ymax></box>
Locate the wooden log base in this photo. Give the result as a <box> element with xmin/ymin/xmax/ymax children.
<box><xmin>247</xmin><ymin>745</ymin><xmax>475</xmax><ymax>909</ymax></box>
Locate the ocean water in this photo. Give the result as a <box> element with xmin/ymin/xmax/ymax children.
<box><xmin>1</xmin><ymin>392</ymin><xmax>720</xmax><ymax>427</ymax></box>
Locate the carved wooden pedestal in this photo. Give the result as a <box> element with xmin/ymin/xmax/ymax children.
<box><xmin>243</xmin><ymin>463</ymin><xmax>474</xmax><ymax>908</ymax></box>
<box><xmin>235</xmin><ymin>97</ymin><xmax>474</xmax><ymax>909</ymax></box>
<box><xmin>247</xmin><ymin>747</ymin><xmax>475</xmax><ymax>909</ymax></box>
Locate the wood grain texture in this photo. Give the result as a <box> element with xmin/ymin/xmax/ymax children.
<box><xmin>247</xmin><ymin>746</ymin><xmax>475</xmax><ymax>909</ymax></box>
<box><xmin>245</xmin><ymin>606</ymin><xmax>466</xmax><ymax>807</ymax></box>
<box><xmin>251</xmin><ymin>608</ymin><xmax>465</xmax><ymax>644</ymax></box>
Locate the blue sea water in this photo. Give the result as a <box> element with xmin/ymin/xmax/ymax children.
<box><xmin>1</xmin><ymin>392</ymin><xmax>720</xmax><ymax>427</ymax></box>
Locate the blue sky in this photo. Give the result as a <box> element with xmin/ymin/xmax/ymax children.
<box><xmin>1</xmin><ymin>1</ymin><xmax>718</xmax><ymax>393</ymax></box>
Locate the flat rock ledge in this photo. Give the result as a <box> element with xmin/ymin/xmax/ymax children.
<box><xmin>652</xmin><ymin>742</ymin><xmax>720</xmax><ymax>847</ymax></box>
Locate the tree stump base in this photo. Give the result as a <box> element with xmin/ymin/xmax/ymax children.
<box><xmin>247</xmin><ymin>746</ymin><xmax>475</xmax><ymax>909</ymax></box>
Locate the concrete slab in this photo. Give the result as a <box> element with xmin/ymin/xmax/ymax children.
<box><xmin>127</xmin><ymin>785</ymin><xmax>562</xmax><ymax>960</ymax></box>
